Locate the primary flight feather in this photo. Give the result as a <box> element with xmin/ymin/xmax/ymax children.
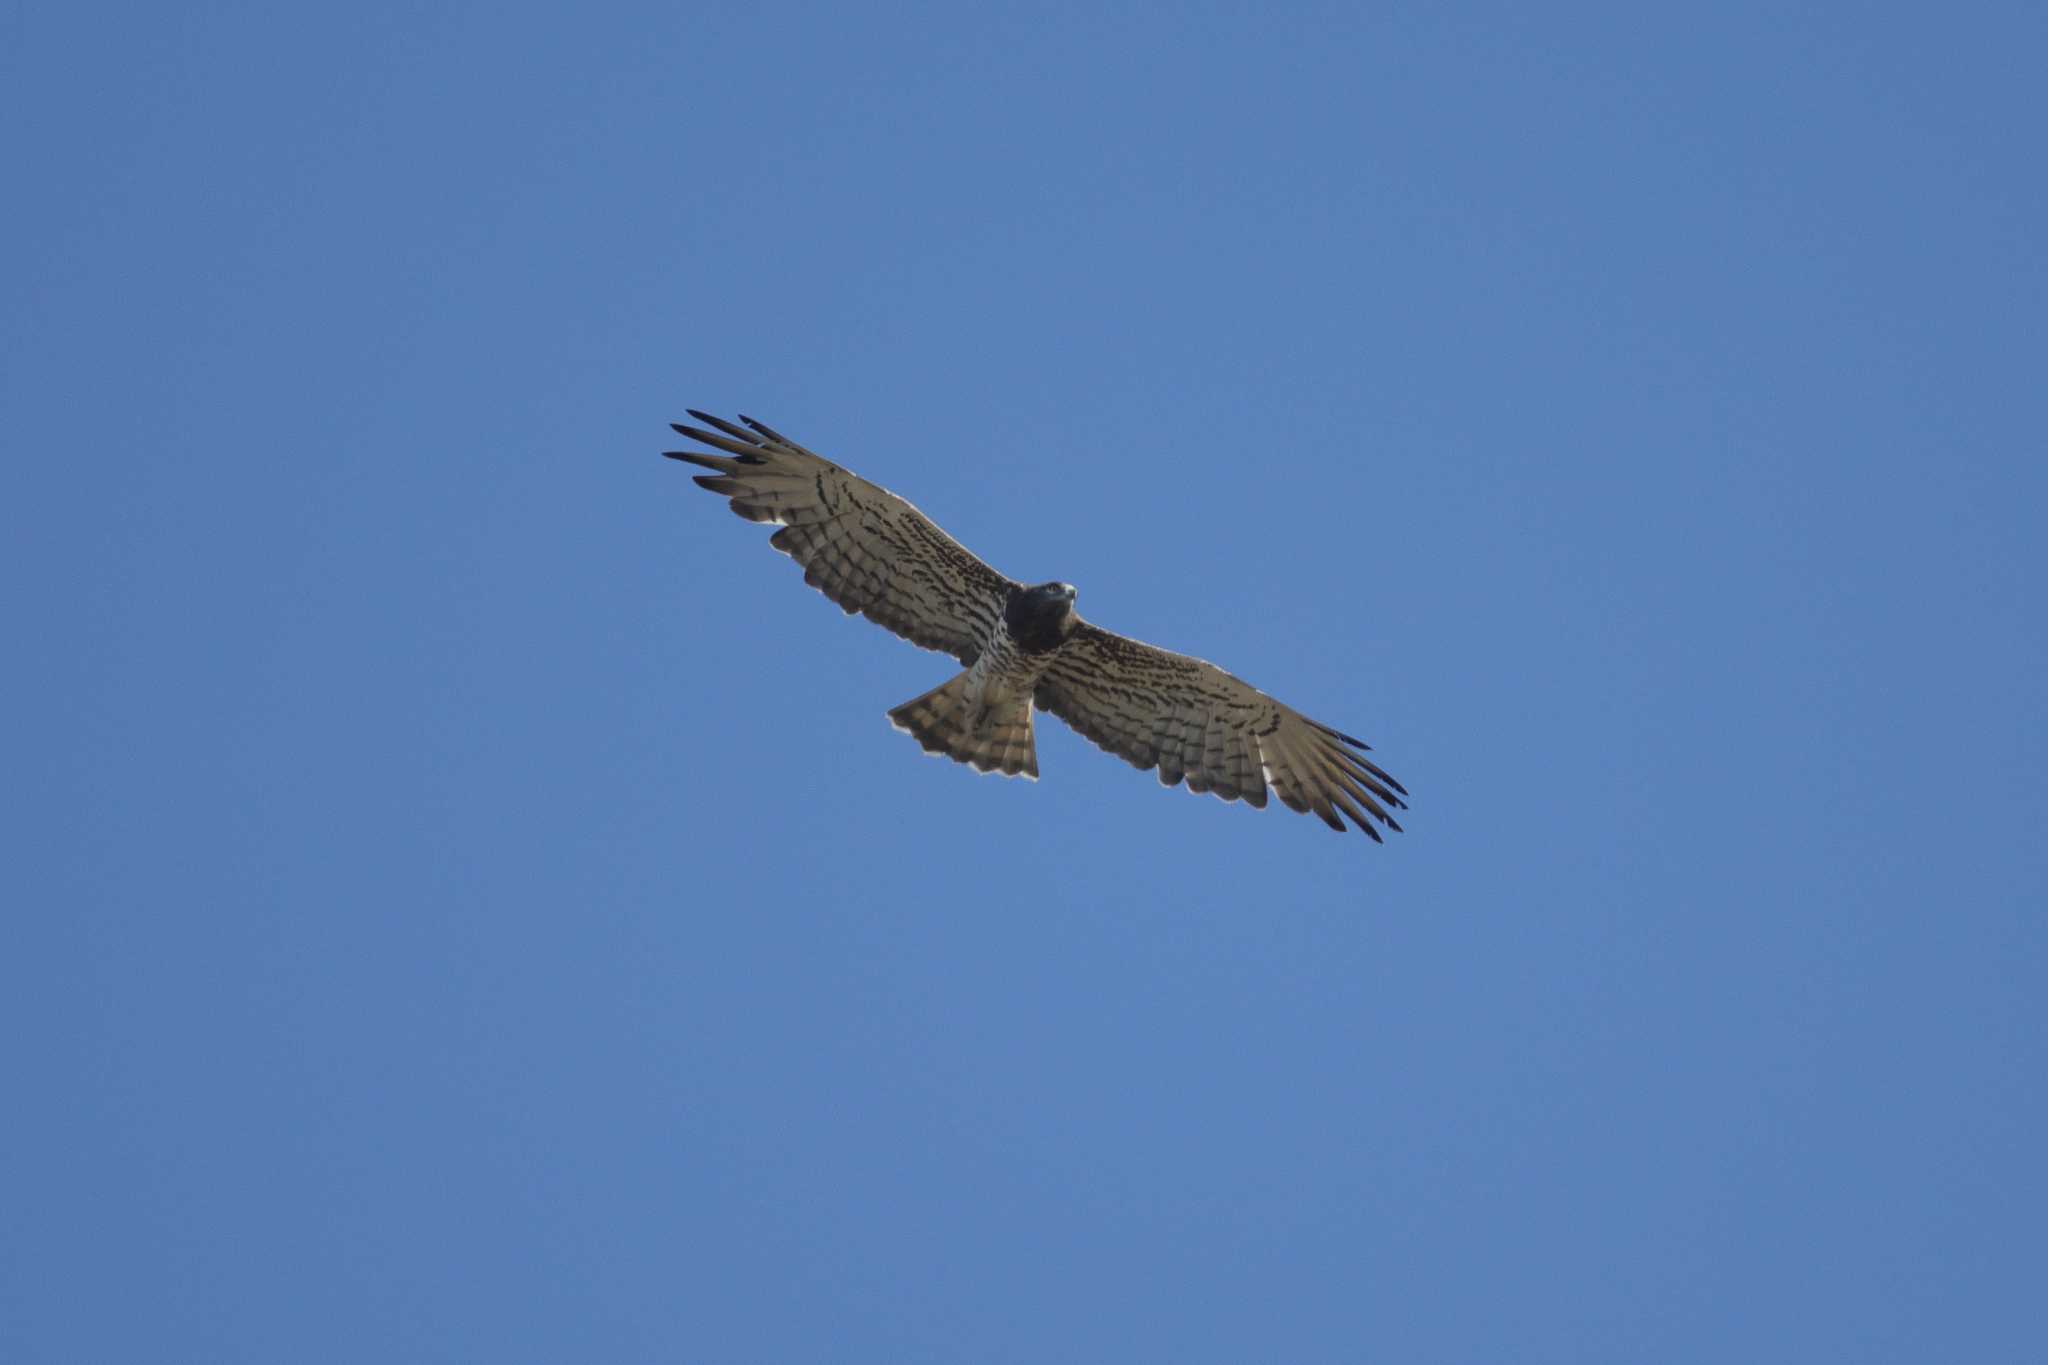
<box><xmin>664</xmin><ymin>411</ymin><xmax>1407</xmax><ymax>840</ymax></box>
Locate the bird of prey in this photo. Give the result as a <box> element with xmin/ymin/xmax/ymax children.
<box><xmin>665</xmin><ymin>412</ymin><xmax>1407</xmax><ymax>840</ymax></box>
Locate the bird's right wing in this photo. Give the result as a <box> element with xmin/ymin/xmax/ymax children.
<box><xmin>666</xmin><ymin>412</ymin><xmax>1017</xmax><ymax>666</ymax></box>
<box><xmin>1035</xmin><ymin>622</ymin><xmax>1407</xmax><ymax>840</ymax></box>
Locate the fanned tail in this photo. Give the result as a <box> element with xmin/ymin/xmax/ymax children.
<box><xmin>887</xmin><ymin>672</ymin><xmax>1039</xmax><ymax>780</ymax></box>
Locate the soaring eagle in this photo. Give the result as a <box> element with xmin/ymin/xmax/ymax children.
<box><xmin>666</xmin><ymin>412</ymin><xmax>1407</xmax><ymax>840</ymax></box>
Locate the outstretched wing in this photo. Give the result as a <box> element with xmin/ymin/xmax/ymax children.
<box><xmin>1035</xmin><ymin>623</ymin><xmax>1407</xmax><ymax>840</ymax></box>
<box><xmin>666</xmin><ymin>412</ymin><xmax>1016</xmax><ymax>665</ymax></box>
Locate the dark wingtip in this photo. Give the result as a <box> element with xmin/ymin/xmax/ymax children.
<box><xmin>1347</xmin><ymin>747</ymin><xmax>1409</xmax><ymax>799</ymax></box>
<box><xmin>1321</xmin><ymin>723</ymin><xmax>1369</xmax><ymax>748</ymax></box>
<box><xmin>670</xmin><ymin>423</ymin><xmax>770</xmax><ymax>461</ymax></box>
<box><xmin>666</xmin><ymin>450</ymin><xmax>740</xmax><ymax>472</ymax></box>
<box><xmin>738</xmin><ymin>413</ymin><xmax>795</xmax><ymax>445</ymax></box>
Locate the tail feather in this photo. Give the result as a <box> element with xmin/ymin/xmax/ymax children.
<box><xmin>887</xmin><ymin>672</ymin><xmax>1039</xmax><ymax>780</ymax></box>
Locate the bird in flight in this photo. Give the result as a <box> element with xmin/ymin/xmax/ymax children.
<box><xmin>665</xmin><ymin>412</ymin><xmax>1407</xmax><ymax>840</ymax></box>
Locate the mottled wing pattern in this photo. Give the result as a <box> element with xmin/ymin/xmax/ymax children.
<box><xmin>666</xmin><ymin>412</ymin><xmax>1016</xmax><ymax>665</ymax></box>
<box><xmin>1035</xmin><ymin>623</ymin><xmax>1408</xmax><ymax>839</ymax></box>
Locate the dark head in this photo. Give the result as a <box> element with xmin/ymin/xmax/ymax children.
<box><xmin>1004</xmin><ymin>581</ymin><xmax>1079</xmax><ymax>654</ymax></box>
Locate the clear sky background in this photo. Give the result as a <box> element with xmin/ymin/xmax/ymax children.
<box><xmin>7</xmin><ymin>3</ymin><xmax>2044</xmax><ymax>1361</ymax></box>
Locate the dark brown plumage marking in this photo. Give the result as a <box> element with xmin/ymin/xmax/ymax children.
<box><xmin>665</xmin><ymin>412</ymin><xmax>1407</xmax><ymax>840</ymax></box>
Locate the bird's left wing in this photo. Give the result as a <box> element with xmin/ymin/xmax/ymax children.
<box><xmin>666</xmin><ymin>412</ymin><xmax>1016</xmax><ymax>666</ymax></box>
<box><xmin>1034</xmin><ymin>623</ymin><xmax>1407</xmax><ymax>840</ymax></box>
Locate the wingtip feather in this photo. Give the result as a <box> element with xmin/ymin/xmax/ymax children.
<box><xmin>738</xmin><ymin>413</ymin><xmax>794</xmax><ymax>445</ymax></box>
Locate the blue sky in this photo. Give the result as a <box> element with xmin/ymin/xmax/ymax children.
<box><xmin>7</xmin><ymin>3</ymin><xmax>2044</xmax><ymax>1360</ymax></box>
